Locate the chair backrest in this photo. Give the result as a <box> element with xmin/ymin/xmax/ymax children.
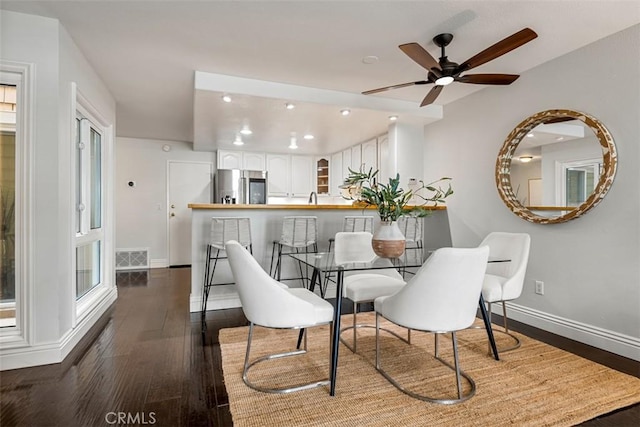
<box><xmin>342</xmin><ymin>216</ymin><xmax>374</xmax><ymax>233</ymax></box>
<box><xmin>378</xmin><ymin>246</ymin><xmax>489</xmax><ymax>332</ymax></box>
<box><xmin>480</xmin><ymin>232</ymin><xmax>531</xmax><ymax>300</ymax></box>
<box><xmin>279</xmin><ymin>216</ymin><xmax>318</xmax><ymax>247</ymax></box>
<box><xmin>334</xmin><ymin>231</ymin><xmax>376</xmax><ymax>264</ymax></box>
<box><xmin>397</xmin><ymin>216</ymin><xmax>423</xmax><ymax>243</ymax></box>
<box><xmin>225</xmin><ymin>240</ymin><xmax>318</xmax><ymax>327</ymax></box>
<box><xmin>210</xmin><ymin>217</ymin><xmax>252</xmax><ymax>249</ymax></box>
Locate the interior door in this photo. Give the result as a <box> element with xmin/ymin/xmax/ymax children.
<box><xmin>169</xmin><ymin>161</ymin><xmax>212</xmax><ymax>266</ymax></box>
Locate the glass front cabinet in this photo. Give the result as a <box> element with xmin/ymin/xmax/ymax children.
<box><xmin>316</xmin><ymin>158</ymin><xmax>329</xmax><ymax>194</ymax></box>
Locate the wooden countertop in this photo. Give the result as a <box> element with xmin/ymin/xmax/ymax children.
<box><xmin>188</xmin><ymin>203</ymin><xmax>446</xmax><ymax>210</ymax></box>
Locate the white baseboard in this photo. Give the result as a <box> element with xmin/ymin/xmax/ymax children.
<box><xmin>150</xmin><ymin>258</ymin><xmax>168</xmax><ymax>269</ymax></box>
<box><xmin>502</xmin><ymin>302</ymin><xmax>640</xmax><ymax>362</ymax></box>
<box><xmin>0</xmin><ymin>287</ymin><xmax>117</xmax><ymax>371</ymax></box>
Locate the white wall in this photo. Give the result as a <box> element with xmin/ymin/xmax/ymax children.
<box><xmin>424</xmin><ymin>25</ymin><xmax>640</xmax><ymax>359</ymax></box>
<box><xmin>0</xmin><ymin>11</ymin><xmax>117</xmax><ymax>369</ymax></box>
<box><xmin>389</xmin><ymin>122</ymin><xmax>424</xmax><ymax>185</ymax></box>
<box><xmin>115</xmin><ymin>137</ymin><xmax>216</xmax><ymax>265</ymax></box>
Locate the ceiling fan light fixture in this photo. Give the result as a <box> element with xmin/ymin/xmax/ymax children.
<box><xmin>519</xmin><ymin>155</ymin><xmax>533</xmax><ymax>163</ymax></box>
<box><xmin>435</xmin><ymin>76</ymin><xmax>454</xmax><ymax>86</ymax></box>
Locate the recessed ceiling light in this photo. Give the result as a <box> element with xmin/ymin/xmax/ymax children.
<box><xmin>288</xmin><ymin>136</ymin><xmax>298</xmax><ymax>149</ymax></box>
<box><xmin>285</xmin><ymin>103</ymin><xmax>295</xmax><ymax>110</ymax></box>
<box><xmin>362</xmin><ymin>55</ymin><xmax>379</xmax><ymax>64</ymax></box>
<box><xmin>340</xmin><ymin>109</ymin><xmax>351</xmax><ymax>116</ymax></box>
<box><xmin>233</xmin><ymin>135</ymin><xmax>244</xmax><ymax>146</ymax></box>
<box><xmin>388</xmin><ymin>115</ymin><xmax>398</xmax><ymax>121</ymax></box>
<box><xmin>527</xmin><ymin>133</ymin><xmax>535</xmax><ymax>138</ymax></box>
<box><xmin>240</xmin><ymin>126</ymin><xmax>252</xmax><ymax>135</ymax></box>
<box><xmin>303</xmin><ymin>134</ymin><xmax>314</xmax><ymax>140</ymax></box>
<box><xmin>222</xmin><ymin>94</ymin><xmax>232</xmax><ymax>103</ymax></box>
<box><xmin>556</xmin><ymin>136</ymin><xmax>564</xmax><ymax>141</ymax></box>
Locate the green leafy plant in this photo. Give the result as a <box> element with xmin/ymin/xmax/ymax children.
<box><xmin>342</xmin><ymin>168</ymin><xmax>453</xmax><ymax>222</ymax></box>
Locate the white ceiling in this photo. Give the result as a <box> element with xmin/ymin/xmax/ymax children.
<box><xmin>2</xmin><ymin>1</ymin><xmax>639</xmax><ymax>155</ymax></box>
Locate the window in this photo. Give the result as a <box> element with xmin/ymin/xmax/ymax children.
<box><xmin>0</xmin><ymin>84</ymin><xmax>16</xmax><ymax>327</ymax></box>
<box><xmin>74</xmin><ymin>106</ymin><xmax>105</xmax><ymax>301</ymax></box>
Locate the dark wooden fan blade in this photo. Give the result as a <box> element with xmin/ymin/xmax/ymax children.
<box><xmin>456</xmin><ymin>74</ymin><xmax>520</xmax><ymax>85</ymax></box>
<box><xmin>420</xmin><ymin>85</ymin><xmax>443</xmax><ymax>107</ymax></box>
<box><xmin>459</xmin><ymin>28</ymin><xmax>537</xmax><ymax>71</ymax></box>
<box><xmin>362</xmin><ymin>80</ymin><xmax>429</xmax><ymax>95</ymax></box>
<box><xmin>544</xmin><ymin>116</ymin><xmax>577</xmax><ymax>123</ymax></box>
<box><xmin>399</xmin><ymin>43</ymin><xmax>441</xmax><ymax>74</ymax></box>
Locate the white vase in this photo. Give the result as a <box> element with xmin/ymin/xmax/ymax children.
<box><xmin>372</xmin><ymin>220</ymin><xmax>406</xmax><ymax>258</ymax></box>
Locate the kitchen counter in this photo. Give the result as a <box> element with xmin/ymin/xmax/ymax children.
<box><xmin>189</xmin><ymin>203</ymin><xmax>451</xmax><ymax>312</ymax></box>
<box><xmin>188</xmin><ymin>203</ymin><xmax>446</xmax><ymax>210</ymax></box>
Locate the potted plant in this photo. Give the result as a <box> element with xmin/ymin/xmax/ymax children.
<box><xmin>341</xmin><ymin>168</ymin><xmax>453</xmax><ymax>257</ymax></box>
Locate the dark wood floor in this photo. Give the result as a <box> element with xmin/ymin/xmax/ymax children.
<box><xmin>0</xmin><ymin>267</ymin><xmax>638</xmax><ymax>426</ymax></box>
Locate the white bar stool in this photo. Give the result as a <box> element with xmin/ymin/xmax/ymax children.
<box><xmin>269</xmin><ymin>216</ymin><xmax>318</xmax><ymax>289</ymax></box>
<box><xmin>201</xmin><ymin>217</ymin><xmax>252</xmax><ymax>325</ymax></box>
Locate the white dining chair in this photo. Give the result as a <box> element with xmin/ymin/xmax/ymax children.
<box><xmin>335</xmin><ymin>231</ymin><xmax>408</xmax><ymax>353</ymax></box>
<box><xmin>478</xmin><ymin>232</ymin><xmax>531</xmax><ymax>351</ymax></box>
<box><xmin>225</xmin><ymin>240</ymin><xmax>334</xmax><ymax>394</ymax></box>
<box><xmin>375</xmin><ymin>246</ymin><xmax>489</xmax><ymax>404</ymax></box>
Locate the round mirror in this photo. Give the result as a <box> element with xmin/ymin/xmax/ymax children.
<box><xmin>496</xmin><ymin>109</ymin><xmax>617</xmax><ymax>224</ymax></box>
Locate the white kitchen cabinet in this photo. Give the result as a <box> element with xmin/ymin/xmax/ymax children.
<box><xmin>351</xmin><ymin>144</ymin><xmax>362</xmax><ymax>173</ymax></box>
<box><xmin>242</xmin><ymin>152</ymin><xmax>266</xmax><ymax>170</ymax></box>
<box><xmin>266</xmin><ymin>154</ymin><xmax>290</xmax><ymax>196</ymax></box>
<box><xmin>330</xmin><ymin>152</ymin><xmax>343</xmax><ymax>196</ymax></box>
<box><xmin>377</xmin><ymin>134</ymin><xmax>391</xmax><ymax>184</ymax></box>
<box><xmin>341</xmin><ymin>148</ymin><xmax>352</xmax><ymax>180</ymax></box>
<box><xmin>290</xmin><ymin>155</ymin><xmax>314</xmax><ymax>197</ymax></box>
<box><xmin>266</xmin><ymin>154</ymin><xmax>313</xmax><ymax>197</ymax></box>
<box><xmin>218</xmin><ymin>150</ymin><xmax>265</xmax><ymax>170</ymax></box>
<box><xmin>361</xmin><ymin>138</ymin><xmax>378</xmax><ymax>173</ymax></box>
<box><xmin>218</xmin><ymin>149</ymin><xmax>243</xmax><ymax>169</ymax></box>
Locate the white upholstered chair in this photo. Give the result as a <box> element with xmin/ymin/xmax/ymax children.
<box><xmin>335</xmin><ymin>231</ymin><xmax>407</xmax><ymax>353</ymax></box>
<box><xmin>225</xmin><ymin>240</ymin><xmax>334</xmax><ymax>394</ymax></box>
<box><xmin>375</xmin><ymin>246</ymin><xmax>490</xmax><ymax>404</ymax></box>
<box><xmin>479</xmin><ymin>232</ymin><xmax>531</xmax><ymax>351</ymax></box>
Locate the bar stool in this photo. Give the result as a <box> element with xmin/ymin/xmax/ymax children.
<box><xmin>201</xmin><ymin>217</ymin><xmax>252</xmax><ymax>325</ymax></box>
<box><xmin>398</xmin><ymin>216</ymin><xmax>424</xmax><ymax>265</ymax></box>
<box><xmin>269</xmin><ymin>216</ymin><xmax>318</xmax><ymax>289</ymax></box>
<box><xmin>324</xmin><ymin>215</ymin><xmax>374</xmax><ymax>291</ymax></box>
<box><xmin>327</xmin><ymin>215</ymin><xmax>374</xmax><ymax>253</ymax></box>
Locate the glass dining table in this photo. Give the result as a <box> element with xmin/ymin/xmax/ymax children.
<box><xmin>289</xmin><ymin>251</ymin><xmax>506</xmax><ymax>396</ymax></box>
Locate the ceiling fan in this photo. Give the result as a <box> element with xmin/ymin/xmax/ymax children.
<box><xmin>363</xmin><ymin>28</ymin><xmax>538</xmax><ymax>106</ymax></box>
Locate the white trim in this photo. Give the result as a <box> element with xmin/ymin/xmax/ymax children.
<box><xmin>0</xmin><ymin>286</ymin><xmax>116</xmax><ymax>371</ymax></box>
<box><xmin>0</xmin><ymin>61</ymin><xmax>35</xmax><ymax>348</ymax></box>
<box><xmin>497</xmin><ymin>302</ymin><xmax>640</xmax><ymax>361</ymax></box>
<box><xmin>150</xmin><ymin>259</ymin><xmax>168</xmax><ymax>269</ymax></box>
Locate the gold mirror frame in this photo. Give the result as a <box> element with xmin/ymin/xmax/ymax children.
<box><xmin>496</xmin><ymin>109</ymin><xmax>617</xmax><ymax>224</ymax></box>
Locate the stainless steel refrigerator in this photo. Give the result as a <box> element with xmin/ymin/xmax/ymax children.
<box><xmin>214</xmin><ymin>169</ymin><xmax>268</xmax><ymax>204</ymax></box>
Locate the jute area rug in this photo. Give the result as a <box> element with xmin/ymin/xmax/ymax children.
<box><xmin>219</xmin><ymin>312</ymin><xmax>640</xmax><ymax>426</ymax></box>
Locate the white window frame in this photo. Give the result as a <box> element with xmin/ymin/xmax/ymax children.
<box><xmin>71</xmin><ymin>83</ymin><xmax>113</xmax><ymax>325</ymax></box>
<box><xmin>554</xmin><ymin>158</ymin><xmax>601</xmax><ymax>207</ymax></box>
<box><xmin>0</xmin><ymin>61</ymin><xmax>34</xmax><ymax>348</ymax></box>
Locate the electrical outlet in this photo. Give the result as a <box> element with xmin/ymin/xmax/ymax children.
<box><xmin>535</xmin><ymin>280</ymin><xmax>544</xmax><ymax>295</ymax></box>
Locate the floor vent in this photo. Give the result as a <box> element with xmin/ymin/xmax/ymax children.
<box><xmin>115</xmin><ymin>248</ymin><xmax>150</xmax><ymax>270</ymax></box>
